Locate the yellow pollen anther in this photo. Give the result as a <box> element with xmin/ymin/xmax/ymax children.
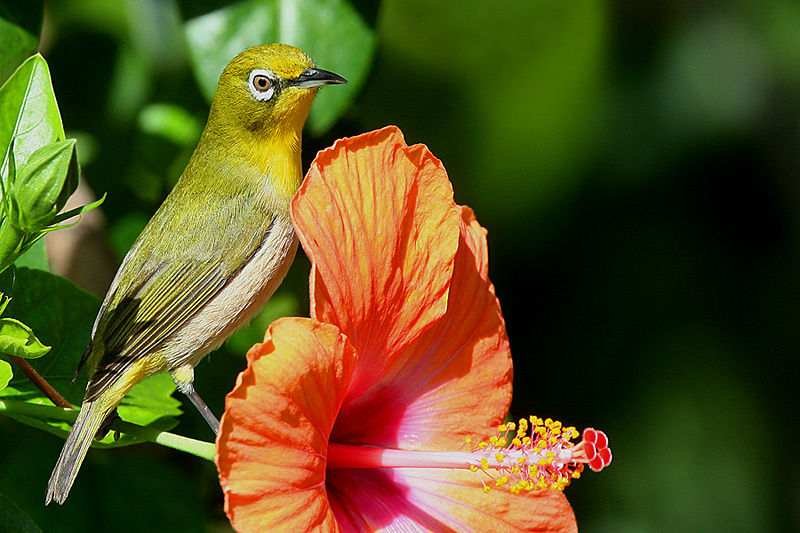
<box><xmin>483</xmin><ymin>486</ymin><xmax>491</xmax><ymax>493</ymax></box>
<box><xmin>475</xmin><ymin>414</ymin><xmax>606</xmax><ymax>497</ymax></box>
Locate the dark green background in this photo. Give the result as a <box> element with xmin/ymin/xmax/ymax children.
<box><xmin>2</xmin><ymin>0</ymin><xmax>797</xmax><ymax>531</ymax></box>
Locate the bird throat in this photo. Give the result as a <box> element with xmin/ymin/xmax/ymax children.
<box><xmin>190</xmin><ymin>120</ymin><xmax>304</xmax><ymax>214</ymax></box>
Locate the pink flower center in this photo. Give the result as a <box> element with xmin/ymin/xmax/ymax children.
<box><xmin>327</xmin><ymin>416</ymin><xmax>612</xmax><ymax>494</ymax></box>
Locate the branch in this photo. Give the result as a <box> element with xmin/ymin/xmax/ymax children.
<box><xmin>7</xmin><ymin>355</ymin><xmax>72</xmax><ymax>408</ymax></box>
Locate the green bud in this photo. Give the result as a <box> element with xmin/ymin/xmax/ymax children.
<box><xmin>7</xmin><ymin>139</ymin><xmax>79</xmax><ymax>232</ymax></box>
<box><xmin>0</xmin><ymin>221</ymin><xmax>25</xmax><ymax>272</ymax></box>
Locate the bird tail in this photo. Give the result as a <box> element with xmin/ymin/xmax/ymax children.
<box><xmin>45</xmin><ymin>399</ymin><xmax>113</xmax><ymax>505</ymax></box>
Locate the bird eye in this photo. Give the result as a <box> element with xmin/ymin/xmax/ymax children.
<box><xmin>253</xmin><ymin>75</ymin><xmax>270</xmax><ymax>91</ymax></box>
<box><xmin>248</xmin><ymin>69</ymin><xmax>276</xmax><ymax>102</ymax></box>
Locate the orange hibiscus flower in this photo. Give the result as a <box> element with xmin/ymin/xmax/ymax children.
<box><xmin>215</xmin><ymin>127</ymin><xmax>610</xmax><ymax>532</ymax></box>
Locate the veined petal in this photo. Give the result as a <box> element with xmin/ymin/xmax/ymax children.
<box><xmin>327</xmin><ymin>468</ymin><xmax>576</xmax><ymax>533</ymax></box>
<box><xmin>331</xmin><ymin>207</ymin><xmax>512</xmax><ymax>449</ymax></box>
<box><xmin>292</xmin><ymin>126</ymin><xmax>461</xmax><ymax>399</ymax></box>
<box><xmin>216</xmin><ymin>318</ymin><xmax>356</xmax><ymax>533</ymax></box>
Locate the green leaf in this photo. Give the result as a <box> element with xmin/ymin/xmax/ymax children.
<box><xmin>138</xmin><ymin>103</ymin><xmax>202</xmax><ymax>148</ymax></box>
<box><xmin>0</xmin><ymin>292</ymin><xmax>8</xmax><ymax>316</ymax></box>
<box><xmin>0</xmin><ymin>54</ymin><xmax>64</xmax><ymax>186</ymax></box>
<box><xmin>115</xmin><ymin>373</ymin><xmax>182</xmax><ymax>437</ymax></box>
<box><xmin>7</xmin><ymin>139</ymin><xmax>79</xmax><ymax>232</ymax></box>
<box><xmin>0</xmin><ymin>267</ymin><xmax>98</xmax><ymax>405</ymax></box>
<box><xmin>47</xmin><ymin>192</ymin><xmax>106</xmax><ymax>226</ymax></box>
<box><xmin>0</xmin><ymin>359</ymin><xmax>10</xmax><ymax>392</ymax></box>
<box><xmin>11</xmin><ymin>237</ymin><xmax>46</xmax><ymax>271</ymax></box>
<box><xmin>0</xmin><ymin>493</ymin><xmax>43</xmax><ymax>533</ymax></box>
<box><xmin>185</xmin><ymin>0</ymin><xmax>375</xmax><ymax>134</ymax></box>
<box><xmin>0</xmin><ymin>268</ymin><xmax>182</xmax><ymax>446</ymax></box>
<box><xmin>0</xmin><ymin>317</ymin><xmax>50</xmax><ymax>358</ymax></box>
<box><xmin>0</xmin><ymin>1</ymin><xmax>43</xmax><ymax>86</ymax></box>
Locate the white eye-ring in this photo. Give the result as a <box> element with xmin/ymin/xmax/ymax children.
<box><xmin>249</xmin><ymin>69</ymin><xmax>275</xmax><ymax>101</ymax></box>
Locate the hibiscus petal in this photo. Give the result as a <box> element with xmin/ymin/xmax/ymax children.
<box><xmin>292</xmin><ymin>126</ymin><xmax>461</xmax><ymax>399</ymax></box>
<box><xmin>331</xmin><ymin>206</ymin><xmax>513</xmax><ymax>450</ymax></box>
<box><xmin>216</xmin><ymin>318</ymin><xmax>356</xmax><ymax>532</ymax></box>
<box><xmin>327</xmin><ymin>468</ymin><xmax>577</xmax><ymax>533</ymax></box>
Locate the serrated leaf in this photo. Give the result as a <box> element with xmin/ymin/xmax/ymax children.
<box><xmin>0</xmin><ymin>317</ymin><xmax>50</xmax><ymax>358</ymax></box>
<box><xmin>0</xmin><ymin>492</ymin><xmax>43</xmax><ymax>533</ymax></box>
<box><xmin>0</xmin><ymin>54</ymin><xmax>64</xmax><ymax>186</ymax></box>
<box><xmin>0</xmin><ymin>359</ymin><xmax>11</xmax><ymax>392</ymax></box>
<box><xmin>0</xmin><ymin>1</ymin><xmax>43</xmax><ymax>86</ymax></box>
<box><xmin>185</xmin><ymin>0</ymin><xmax>375</xmax><ymax>135</ymax></box>
<box><xmin>0</xmin><ymin>268</ymin><xmax>181</xmax><ymax>446</ymax></box>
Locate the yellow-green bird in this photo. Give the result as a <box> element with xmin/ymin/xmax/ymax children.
<box><xmin>45</xmin><ymin>44</ymin><xmax>346</xmax><ymax>505</ymax></box>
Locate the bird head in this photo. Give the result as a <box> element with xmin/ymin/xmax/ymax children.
<box><xmin>208</xmin><ymin>44</ymin><xmax>347</xmax><ymax>137</ymax></box>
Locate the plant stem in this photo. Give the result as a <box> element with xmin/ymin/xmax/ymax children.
<box><xmin>0</xmin><ymin>399</ymin><xmax>215</xmax><ymax>461</ymax></box>
<box><xmin>7</xmin><ymin>354</ymin><xmax>72</xmax><ymax>408</ymax></box>
<box><xmin>113</xmin><ymin>420</ymin><xmax>216</xmax><ymax>461</ymax></box>
<box><xmin>0</xmin><ymin>398</ymin><xmax>76</xmax><ymax>421</ymax></box>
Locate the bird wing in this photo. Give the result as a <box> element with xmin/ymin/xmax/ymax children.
<box><xmin>82</xmin><ymin>189</ymin><xmax>273</xmax><ymax>401</ymax></box>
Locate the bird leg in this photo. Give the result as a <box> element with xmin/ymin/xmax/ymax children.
<box><xmin>171</xmin><ymin>365</ymin><xmax>219</xmax><ymax>435</ymax></box>
<box><xmin>183</xmin><ymin>385</ymin><xmax>220</xmax><ymax>435</ymax></box>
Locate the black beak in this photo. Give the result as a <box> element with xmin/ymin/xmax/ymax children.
<box><xmin>292</xmin><ymin>67</ymin><xmax>348</xmax><ymax>89</ymax></box>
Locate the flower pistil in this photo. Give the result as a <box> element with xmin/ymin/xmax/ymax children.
<box><xmin>327</xmin><ymin>416</ymin><xmax>612</xmax><ymax>496</ymax></box>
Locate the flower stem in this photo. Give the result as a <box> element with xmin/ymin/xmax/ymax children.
<box><xmin>0</xmin><ymin>398</ymin><xmax>215</xmax><ymax>461</ymax></box>
<box><xmin>0</xmin><ymin>398</ymin><xmax>75</xmax><ymax>421</ymax></box>
<box><xmin>113</xmin><ymin>419</ymin><xmax>216</xmax><ymax>461</ymax></box>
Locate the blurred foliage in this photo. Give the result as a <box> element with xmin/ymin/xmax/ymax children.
<box><xmin>185</xmin><ymin>0</ymin><xmax>375</xmax><ymax>134</ymax></box>
<box><xmin>0</xmin><ymin>0</ymin><xmax>797</xmax><ymax>531</ymax></box>
<box><xmin>0</xmin><ymin>493</ymin><xmax>42</xmax><ymax>533</ymax></box>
